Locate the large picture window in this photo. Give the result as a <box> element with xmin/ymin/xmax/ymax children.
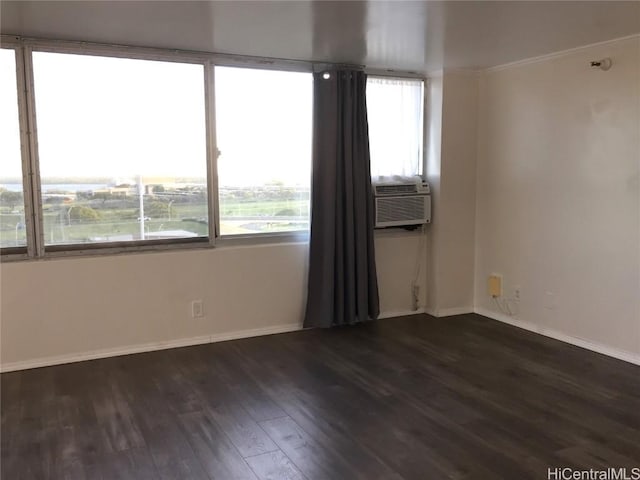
<box><xmin>215</xmin><ymin>66</ymin><xmax>312</xmax><ymax>236</ymax></box>
<box><xmin>1</xmin><ymin>37</ymin><xmax>425</xmax><ymax>259</ymax></box>
<box><xmin>367</xmin><ymin>76</ymin><xmax>424</xmax><ymax>179</ymax></box>
<box><xmin>32</xmin><ymin>52</ymin><xmax>208</xmax><ymax>247</ymax></box>
<box><xmin>0</xmin><ymin>48</ymin><xmax>27</xmax><ymax>249</ymax></box>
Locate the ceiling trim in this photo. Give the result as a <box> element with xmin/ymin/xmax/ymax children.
<box><xmin>484</xmin><ymin>33</ymin><xmax>640</xmax><ymax>74</ymax></box>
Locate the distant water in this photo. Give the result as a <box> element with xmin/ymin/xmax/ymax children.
<box><xmin>1</xmin><ymin>184</ymin><xmax>107</xmax><ymax>193</ymax></box>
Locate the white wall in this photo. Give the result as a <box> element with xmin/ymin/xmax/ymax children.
<box><xmin>426</xmin><ymin>71</ymin><xmax>479</xmax><ymax>316</ymax></box>
<box><xmin>437</xmin><ymin>71</ymin><xmax>479</xmax><ymax>312</ymax></box>
<box><xmin>376</xmin><ymin>232</ymin><xmax>428</xmax><ymax>315</ymax></box>
<box><xmin>0</xmin><ymin>244</ymin><xmax>307</xmax><ymax>369</ymax></box>
<box><xmin>475</xmin><ymin>36</ymin><xmax>640</xmax><ymax>362</ymax></box>
<box><xmin>0</xmin><ymin>233</ymin><xmax>427</xmax><ymax>370</ymax></box>
<box><xmin>425</xmin><ymin>72</ymin><xmax>444</xmax><ymax>313</ymax></box>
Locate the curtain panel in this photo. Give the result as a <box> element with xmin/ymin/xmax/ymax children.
<box><xmin>304</xmin><ymin>70</ymin><xmax>380</xmax><ymax>328</ymax></box>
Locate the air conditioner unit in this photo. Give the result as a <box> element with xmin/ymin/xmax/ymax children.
<box><xmin>373</xmin><ymin>181</ymin><xmax>431</xmax><ymax>228</ymax></box>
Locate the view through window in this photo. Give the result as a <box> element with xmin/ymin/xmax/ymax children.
<box><xmin>367</xmin><ymin>76</ymin><xmax>424</xmax><ymax>179</ymax></box>
<box><xmin>3</xmin><ymin>40</ymin><xmax>426</xmax><ymax>256</ymax></box>
<box><xmin>0</xmin><ymin>48</ymin><xmax>27</xmax><ymax>249</ymax></box>
<box><xmin>215</xmin><ymin>66</ymin><xmax>312</xmax><ymax>235</ymax></box>
<box><xmin>31</xmin><ymin>52</ymin><xmax>208</xmax><ymax>246</ymax></box>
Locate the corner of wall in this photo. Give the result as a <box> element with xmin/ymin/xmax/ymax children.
<box><xmin>472</xmin><ymin>35</ymin><xmax>640</xmax><ymax>362</ymax></box>
<box><xmin>427</xmin><ymin>70</ymin><xmax>480</xmax><ymax>313</ymax></box>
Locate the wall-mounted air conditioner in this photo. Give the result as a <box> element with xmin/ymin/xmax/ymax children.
<box><xmin>373</xmin><ymin>181</ymin><xmax>431</xmax><ymax>228</ymax></box>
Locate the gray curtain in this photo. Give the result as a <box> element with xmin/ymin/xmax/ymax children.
<box><xmin>304</xmin><ymin>69</ymin><xmax>380</xmax><ymax>328</ymax></box>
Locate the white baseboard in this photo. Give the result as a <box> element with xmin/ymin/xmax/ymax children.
<box><xmin>0</xmin><ymin>312</ymin><xmax>430</xmax><ymax>372</ymax></box>
<box><xmin>474</xmin><ymin>307</ymin><xmax>640</xmax><ymax>366</ymax></box>
<box><xmin>438</xmin><ymin>306</ymin><xmax>474</xmax><ymax>317</ymax></box>
<box><xmin>11</xmin><ymin>307</ymin><xmax>635</xmax><ymax>372</ymax></box>
<box><xmin>378</xmin><ymin>308</ymin><xmax>425</xmax><ymax>319</ymax></box>
<box><xmin>0</xmin><ymin>323</ymin><xmax>302</xmax><ymax>373</ymax></box>
<box><xmin>424</xmin><ymin>306</ymin><xmax>474</xmax><ymax>317</ymax></box>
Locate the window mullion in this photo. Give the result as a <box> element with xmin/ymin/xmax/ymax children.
<box><xmin>421</xmin><ymin>79</ymin><xmax>428</xmax><ymax>180</ymax></box>
<box><xmin>17</xmin><ymin>45</ymin><xmax>44</xmax><ymax>257</ymax></box>
<box><xmin>204</xmin><ymin>61</ymin><xmax>219</xmax><ymax>243</ymax></box>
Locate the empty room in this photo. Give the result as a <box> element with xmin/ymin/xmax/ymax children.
<box><xmin>1</xmin><ymin>1</ymin><xmax>639</xmax><ymax>479</ymax></box>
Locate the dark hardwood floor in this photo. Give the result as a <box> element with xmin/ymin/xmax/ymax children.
<box><xmin>2</xmin><ymin>313</ymin><xmax>639</xmax><ymax>479</ymax></box>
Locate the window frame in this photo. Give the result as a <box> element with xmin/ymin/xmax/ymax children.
<box><xmin>365</xmin><ymin>72</ymin><xmax>427</xmax><ymax>181</ymax></box>
<box><xmin>1</xmin><ymin>39</ymin><xmax>36</xmax><ymax>261</ymax></box>
<box><xmin>1</xmin><ymin>35</ymin><xmax>424</xmax><ymax>261</ymax></box>
<box><xmin>5</xmin><ymin>39</ymin><xmax>217</xmax><ymax>259</ymax></box>
<box><xmin>212</xmin><ymin>63</ymin><xmax>313</xmax><ymax>241</ymax></box>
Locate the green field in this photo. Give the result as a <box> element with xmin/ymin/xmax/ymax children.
<box><xmin>0</xmin><ymin>197</ymin><xmax>309</xmax><ymax>247</ymax></box>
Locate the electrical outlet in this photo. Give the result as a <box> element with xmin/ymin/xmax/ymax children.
<box><xmin>513</xmin><ymin>286</ymin><xmax>521</xmax><ymax>300</ymax></box>
<box><xmin>191</xmin><ymin>300</ymin><xmax>204</xmax><ymax>318</ymax></box>
<box><xmin>544</xmin><ymin>291</ymin><xmax>556</xmax><ymax>310</ymax></box>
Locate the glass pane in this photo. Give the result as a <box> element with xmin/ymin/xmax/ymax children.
<box><xmin>32</xmin><ymin>52</ymin><xmax>208</xmax><ymax>246</ymax></box>
<box><xmin>367</xmin><ymin>77</ymin><xmax>424</xmax><ymax>179</ymax></box>
<box><xmin>215</xmin><ymin>66</ymin><xmax>312</xmax><ymax>235</ymax></box>
<box><xmin>0</xmin><ymin>48</ymin><xmax>27</xmax><ymax>248</ymax></box>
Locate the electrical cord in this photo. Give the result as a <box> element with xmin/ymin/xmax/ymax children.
<box><xmin>412</xmin><ymin>224</ymin><xmax>426</xmax><ymax>286</ymax></box>
<box><xmin>411</xmin><ymin>224</ymin><xmax>427</xmax><ymax>310</ymax></box>
<box><xmin>493</xmin><ymin>295</ymin><xmax>518</xmax><ymax>316</ymax></box>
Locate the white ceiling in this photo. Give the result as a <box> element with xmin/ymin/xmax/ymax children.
<box><xmin>1</xmin><ymin>1</ymin><xmax>639</xmax><ymax>73</ymax></box>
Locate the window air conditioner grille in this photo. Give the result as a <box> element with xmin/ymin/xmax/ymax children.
<box><xmin>375</xmin><ymin>195</ymin><xmax>431</xmax><ymax>227</ymax></box>
<box><xmin>374</xmin><ymin>184</ymin><xmax>418</xmax><ymax>195</ymax></box>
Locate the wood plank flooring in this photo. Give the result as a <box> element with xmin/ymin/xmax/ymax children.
<box><xmin>2</xmin><ymin>313</ymin><xmax>639</xmax><ymax>479</ymax></box>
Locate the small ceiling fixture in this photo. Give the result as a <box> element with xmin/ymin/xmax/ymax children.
<box><xmin>590</xmin><ymin>58</ymin><xmax>612</xmax><ymax>71</ymax></box>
